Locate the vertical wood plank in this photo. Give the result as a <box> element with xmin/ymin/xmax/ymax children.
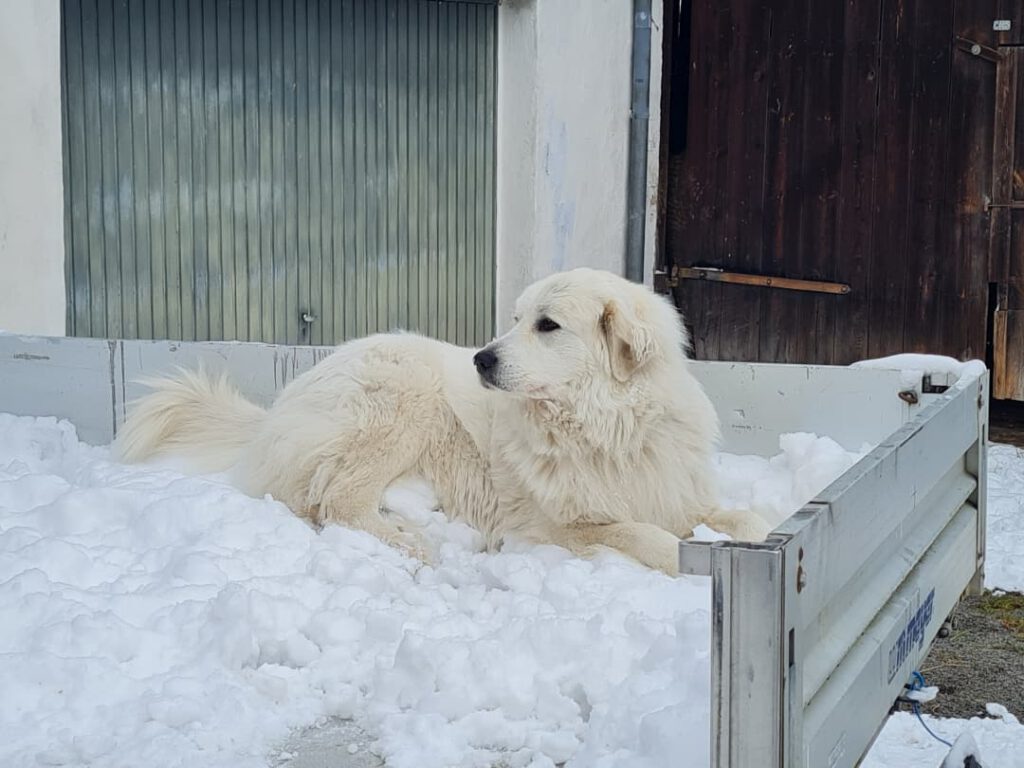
<box><xmin>946</xmin><ymin>0</ymin><xmax>999</xmax><ymax>359</ymax></box>
<box><xmin>900</xmin><ymin>1</ymin><xmax>956</xmax><ymax>357</ymax></box>
<box><xmin>797</xmin><ymin>0</ymin><xmax>845</xmax><ymax>365</ymax></box>
<box><xmin>717</xmin><ymin>0</ymin><xmax>771</xmax><ymax>361</ymax></box>
<box><xmin>760</xmin><ymin>0</ymin><xmax>811</xmax><ymax>364</ymax></box>
<box><xmin>830</xmin><ymin>0</ymin><xmax>882</xmax><ymax>364</ymax></box>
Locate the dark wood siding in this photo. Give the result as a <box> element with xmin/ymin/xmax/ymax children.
<box><xmin>663</xmin><ymin>0</ymin><xmax>1024</xmax><ymax>394</ymax></box>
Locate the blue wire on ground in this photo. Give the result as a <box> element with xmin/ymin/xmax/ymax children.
<box><xmin>913</xmin><ymin>702</ymin><xmax>954</xmax><ymax>748</ymax></box>
<box><xmin>910</xmin><ymin>670</ymin><xmax>954</xmax><ymax>749</ymax></box>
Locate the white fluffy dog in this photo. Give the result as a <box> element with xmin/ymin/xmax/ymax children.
<box><xmin>115</xmin><ymin>268</ymin><xmax>769</xmax><ymax>573</ymax></box>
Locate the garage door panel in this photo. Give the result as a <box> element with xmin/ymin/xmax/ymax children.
<box><xmin>61</xmin><ymin>0</ymin><xmax>497</xmax><ymax>346</ymax></box>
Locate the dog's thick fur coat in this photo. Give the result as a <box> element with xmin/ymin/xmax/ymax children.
<box><xmin>115</xmin><ymin>269</ymin><xmax>769</xmax><ymax>573</ymax></box>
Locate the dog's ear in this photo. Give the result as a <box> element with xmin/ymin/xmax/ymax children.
<box><xmin>601</xmin><ymin>300</ymin><xmax>658</xmax><ymax>382</ymax></box>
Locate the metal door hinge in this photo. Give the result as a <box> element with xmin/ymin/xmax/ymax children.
<box><xmin>653</xmin><ymin>267</ymin><xmax>676</xmax><ymax>294</ymax></box>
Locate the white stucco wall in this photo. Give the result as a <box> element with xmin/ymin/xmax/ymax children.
<box><xmin>496</xmin><ymin>0</ymin><xmax>663</xmax><ymax>331</ymax></box>
<box><xmin>0</xmin><ymin>0</ymin><xmax>65</xmax><ymax>336</ymax></box>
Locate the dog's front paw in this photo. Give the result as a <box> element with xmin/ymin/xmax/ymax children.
<box><xmin>390</xmin><ymin>529</ymin><xmax>434</xmax><ymax>566</ymax></box>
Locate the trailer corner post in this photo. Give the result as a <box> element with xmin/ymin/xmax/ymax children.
<box><xmin>710</xmin><ymin>540</ymin><xmax>793</xmax><ymax>768</ymax></box>
<box><xmin>966</xmin><ymin>372</ymin><xmax>990</xmax><ymax>596</ymax></box>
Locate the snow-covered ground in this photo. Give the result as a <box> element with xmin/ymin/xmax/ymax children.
<box><xmin>0</xmin><ymin>413</ymin><xmax>1021</xmax><ymax>767</ymax></box>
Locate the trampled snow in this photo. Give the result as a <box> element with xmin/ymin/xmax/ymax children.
<box><xmin>1</xmin><ymin>412</ymin><xmax>1021</xmax><ymax>767</ymax></box>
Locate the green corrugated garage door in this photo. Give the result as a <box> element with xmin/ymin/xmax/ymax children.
<box><xmin>61</xmin><ymin>0</ymin><xmax>496</xmax><ymax>346</ymax></box>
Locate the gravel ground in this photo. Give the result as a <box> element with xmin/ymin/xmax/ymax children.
<box><xmin>916</xmin><ymin>591</ymin><xmax>1024</xmax><ymax>720</ymax></box>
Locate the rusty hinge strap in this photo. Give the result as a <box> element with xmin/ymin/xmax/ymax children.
<box><xmin>955</xmin><ymin>36</ymin><xmax>1004</xmax><ymax>63</ymax></box>
<box><xmin>673</xmin><ymin>266</ymin><xmax>851</xmax><ymax>295</ymax></box>
<box><xmin>987</xmin><ymin>200</ymin><xmax>1024</xmax><ymax>210</ymax></box>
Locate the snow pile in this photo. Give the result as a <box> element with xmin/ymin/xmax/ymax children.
<box><xmin>713</xmin><ymin>433</ymin><xmax>869</xmax><ymax>528</ymax></box>
<box><xmin>986</xmin><ymin>444</ymin><xmax>1024</xmax><ymax>592</ymax></box>
<box><xmin>851</xmin><ymin>354</ymin><xmax>987</xmax><ymax>390</ymax></box>
<box><xmin>2</xmin><ymin>410</ymin><xmax>1020</xmax><ymax>768</ymax></box>
<box><xmin>0</xmin><ymin>413</ymin><xmax>863</xmax><ymax>768</ymax></box>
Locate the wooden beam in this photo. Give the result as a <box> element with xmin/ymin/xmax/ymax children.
<box><xmin>674</xmin><ymin>267</ymin><xmax>851</xmax><ymax>295</ymax></box>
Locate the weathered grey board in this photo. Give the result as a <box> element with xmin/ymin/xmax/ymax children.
<box><xmin>61</xmin><ymin>0</ymin><xmax>497</xmax><ymax>347</ymax></box>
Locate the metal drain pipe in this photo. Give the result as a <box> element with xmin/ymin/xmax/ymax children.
<box><xmin>624</xmin><ymin>0</ymin><xmax>653</xmax><ymax>283</ymax></box>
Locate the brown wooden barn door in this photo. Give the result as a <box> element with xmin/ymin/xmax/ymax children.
<box><xmin>989</xmin><ymin>29</ymin><xmax>1024</xmax><ymax>399</ymax></box>
<box><xmin>659</xmin><ymin>0</ymin><xmax>859</xmax><ymax>365</ymax></box>
<box><xmin>660</xmin><ymin>0</ymin><xmax>1020</xmax><ymax>377</ymax></box>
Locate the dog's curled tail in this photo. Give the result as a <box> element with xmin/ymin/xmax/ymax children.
<box><xmin>113</xmin><ymin>367</ymin><xmax>266</xmax><ymax>473</ymax></box>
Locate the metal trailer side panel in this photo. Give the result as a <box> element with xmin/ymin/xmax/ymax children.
<box><xmin>0</xmin><ymin>335</ymin><xmax>334</xmax><ymax>443</ymax></box>
<box><xmin>0</xmin><ymin>335</ymin><xmax>118</xmax><ymax>444</ymax></box>
<box><xmin>803</xmin><ymin>503</ymin><xmax>979</xmax><ymax>767</ymax></box>
<box><xmin>788</xmin><ymin>376</ymin><xmax>987</xmax><ymax>768</ymax></box>
<box><xmin>800</xmin><ymin>466</ymin><xmax>975</xmax><ymax>704</ymax></box>
<box><xmin>689</xmin><ymin>362</ymin><xmax>921</xmax><ymax>456</ymax></box>
<box><xmin>695</xmin><ymin>372</ymin><xmax>988</xmax><ymax>768</ymax></box>
<box><xmin>781</xmin><ymin>378</ymin><xmax>984</xmax><ymax>691</ymax></box>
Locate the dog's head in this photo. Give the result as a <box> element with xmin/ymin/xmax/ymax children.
<box><xmin>473</xmin><ymin>268</ymin><xmax>689</xmax><ymax>400</ymax></box>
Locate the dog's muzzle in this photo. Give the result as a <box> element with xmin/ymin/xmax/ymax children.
<box><xmin>473</xmin><ymin>348</ymin><xmax>498</xmax><ymax>386</ymax></box>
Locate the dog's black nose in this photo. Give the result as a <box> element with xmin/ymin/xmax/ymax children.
<box><xmin>474</xmin><ymin>348</ymin><xmax>498</xmax><ymax>374</ymax></box>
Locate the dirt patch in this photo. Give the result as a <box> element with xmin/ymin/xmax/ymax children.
<box><xmin>916</xmin><ymin>591</ymin><xmax>1024</xmax><ymax>720</ymax></box>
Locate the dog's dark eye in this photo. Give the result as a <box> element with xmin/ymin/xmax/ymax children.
<box><xmin>535</xmin><ymin>317</ymin><xmax>560</xmax><ymax>333</ymax></box>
